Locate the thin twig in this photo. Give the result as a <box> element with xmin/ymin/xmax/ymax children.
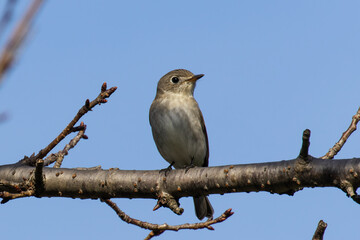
<box><xmin>0</xmin><ymin>189</ymin><xmax>34</xmax><ymax>204</ymax></box>
<box><xmin>322</xmin><ymin>107</ymin><xmax>360</xmax><ymax>159</ymax></box>
<box><xmin>23</xmin><ymin>83</ymin><xmax>116</xmax><ymax>165</ymax></box>
<box><xmin>0</xmin><ymin>179</ymin><xmax>22</xmax><ymax>192</ymax></box>
<box><xmin>0</xmin><ymin>0</ymin><xmax>44</xmax><ymax>84</ymax></box>
<box><xmin>43</xmin><ymin>122</ymin><xmax>87</xmax><ymax>167</ymax></box>
<box><xmin>312</xmin><ymin>220</ymin><xmax>327</xmax><ymax>240</ymax></box>
<box><xmin>102</xmin><ymin>199</ymin><xmax>233</xmax><ymax>239</ymax></box>
<box><xmin>144</xmin><ymin>230</ymin><xmax>164</xmax><ymax>240</ymax></box>
<box><xmin>299</xmin><ymin>129</ymin><xmax>310</xmax><ymax>161</ymax></box>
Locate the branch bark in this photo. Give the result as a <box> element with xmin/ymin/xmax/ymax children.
<box><xmin>312</xmin><ymin>220</ymin><xmax>327</xmax><ymax>240</ymax></box>
<box><xmin>1</xmin><ymin>155</ymin><xmax>360</xmax><ymax>210</ymax></box>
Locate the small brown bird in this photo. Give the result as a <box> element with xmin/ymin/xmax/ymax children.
<box><xmin>149</xmin><ymin>69</ymin><xmax>214</xmax><ymax>220</ymax></box>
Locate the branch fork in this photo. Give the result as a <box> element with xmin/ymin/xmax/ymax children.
<box><xmin>1</xmin><ymin>82</ymin><xmax>117</xmax><ymax>203</ymax></box>
<box><xmin>102</xmin><ymin>198</ymin><xmax>233</xmax><ymax>240</ymax></box>
<box><xmin>2</xmin><ymin>78</ymin><xmax>360</xmax><ymax>239</ymax></box>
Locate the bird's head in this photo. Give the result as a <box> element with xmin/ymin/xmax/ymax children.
<box><xmin>156</xmin><ymin>69</ymin><xmax>204</xmax><ymax>96</ymax></box>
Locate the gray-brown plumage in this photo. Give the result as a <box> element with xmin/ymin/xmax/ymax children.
<box><xmin>149</xmin><ymin>69</ymin><xmax>214</xmax><ymax>220</ymax></box>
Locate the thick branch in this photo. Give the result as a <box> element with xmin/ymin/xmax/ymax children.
<box><xmin>1</xmin><ymin>156</ymin><xmax>360</xmax><ymax>205</ymax></box>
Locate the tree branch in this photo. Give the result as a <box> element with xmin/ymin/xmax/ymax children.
<box><xmin>0</xmin><ymin>0</ymin><xmax>44</xmax><ymax>84</ymax></box>
<box><xmin>312</xmin><ymin>220</ymin><xmax>327</xmax><ymax>240</ymax></box>
<box><xmin>43</xmin><ymin>122</ymin><xmax>87</xmax><ymax>168</ymax></box>
<box><xmin>322</xmin><ymin>107</ymin><xmax>360</xmax><ymax>159</ymax></box>
<box><xmin>1</xmin><ymin>155</ymin><xmax>360</xmax><ymax>207</ymax></box>
<box><xmin>102</xmin><ymin>199</ymin><xmax>233</xmax><ymax>239</ymax></box>
<box><xmin>19</xmin><ymin>82</ymin><xmax>116</xmax><ymax>165</ymax></box>
<box><xmin>1</xmin><ymin>129</ymin><xmax>360</xmax><ymax>217</ymax></box>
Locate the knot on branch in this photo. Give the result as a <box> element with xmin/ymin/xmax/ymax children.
<box><xmin>153</xmin><ymin>192</ymin><xmax>184</xmax><ymax>215</ymax></box>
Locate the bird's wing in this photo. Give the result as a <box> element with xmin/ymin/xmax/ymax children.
<box><xmin>198</xmin><ymin>110</ymin><xmax>209</xmax><ymax>167</ymax></box>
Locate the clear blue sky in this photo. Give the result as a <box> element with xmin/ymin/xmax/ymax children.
<box><xmin>1</xmin><ymin>1</ymin><xmax>360</xmax><ymax>239</ymax></box>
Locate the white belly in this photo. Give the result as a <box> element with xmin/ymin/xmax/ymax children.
<box><xmin>150</xmin><ymin>94</ymin><xmax>207</xmax><ymax>169</ymax></box>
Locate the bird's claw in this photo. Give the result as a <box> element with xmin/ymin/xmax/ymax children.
<box><xmin>159</xmin><ymin>162</ymin><xmax>174</xmax><ymax>176</ymax></box>
<box><xmin>185</xmin><ymin>164</ymin><xmax>196</xmax><ymax>173</ymax></box>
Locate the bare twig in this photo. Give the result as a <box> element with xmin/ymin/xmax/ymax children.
<box><xmin>0</xmin><ymin>179</ymin><xmax>22</xmax><ymax>192</ymax></box>
<box><xmin>144</xmin><ymin>230</ymin><xmax>164</xmax><ymax>240</ymax></box>
<box><xmin>322</xmin><ymin>107</ymin><xmax>360</xmax><ymax>159</ymax></box>
<box><xmin>0</xmin><ymin>189</ymin><xmax>34</xmax><ymax>203</ymax></box>
<box><xmin>144</xmin><ymin>209</ymin><xmax>233</xmax><ymax>239</ymax></box>
<box><xmin>22</xmin><ymin>83</ymin><xmax>117</xmax><ymax>165</ymax></box>
<box><xmin>102</xmin><ymin>199</ymin><xmax>233</xmax><ymax>239</ymax></box>
<box><xmin>312</xmin><ymin>220</ymin><xmax>327</xmax><ymax>240</ymax></box>
<box><xmin>299</xmin><ymin>129</ymin><xmax>310</xmax><ymax>161</ymax></box>
<box><xmin>43</xmin><ymin>122</ymin><xmax>87</xmax><ymax>167</ymax></box>
<box><xmin>0</xmin><ymin>0</ymin><xmax>44</xmax><ymax>84</ymax></box>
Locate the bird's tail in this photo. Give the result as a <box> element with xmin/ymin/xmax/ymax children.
<box><xmin>193</xmin><ymin>196</ymin><xmax>214</xmax><ymax>220</ymax></box>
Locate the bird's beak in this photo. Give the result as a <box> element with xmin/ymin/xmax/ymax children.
<box><xmin>186</xmin><ymin>74</ymin><xmax>204</xmax><ymax>83</ymax></box>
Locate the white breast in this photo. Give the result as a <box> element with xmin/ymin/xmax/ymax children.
<box><xmin>150</xmin><ymin>93</ymin><xmax>207</xmax><ymax>169</ymax></box>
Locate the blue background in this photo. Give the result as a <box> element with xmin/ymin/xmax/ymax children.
<box><xmin>1</xmin><ymin>1</ymin><xmax>360</xmax><ymax>239</ymax></box>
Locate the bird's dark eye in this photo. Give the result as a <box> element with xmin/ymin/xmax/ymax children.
<box><xmin>171</xmin><ymin>77</ymin><xmax>179</xmax><ymax>84</ymax></box>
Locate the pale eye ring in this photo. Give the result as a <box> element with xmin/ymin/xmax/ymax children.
<box><xmin>171</xmin><ymin>77</ymin><xmax>179</xmax><ymax>84</ymax></box>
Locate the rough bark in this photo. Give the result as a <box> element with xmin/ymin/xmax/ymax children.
<box><xmin>1</xmin><ymin>156</ymin><xmax>359</xmax><ymax>204</ymax></box>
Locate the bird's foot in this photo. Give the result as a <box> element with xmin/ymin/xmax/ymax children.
<box><xmin>185</xmin><ymin>164</ymin><xmax>196</xmax><ymax>173</ymax></box>
<box><xmin>159</xmin><ymin>162</ymin><xmax>174</xmax><ymax>176</ymax></box>
<box><xmin>185</xmin><ymin>156</ymin><xmax>197</xmax><ymax>173</ymax></box>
